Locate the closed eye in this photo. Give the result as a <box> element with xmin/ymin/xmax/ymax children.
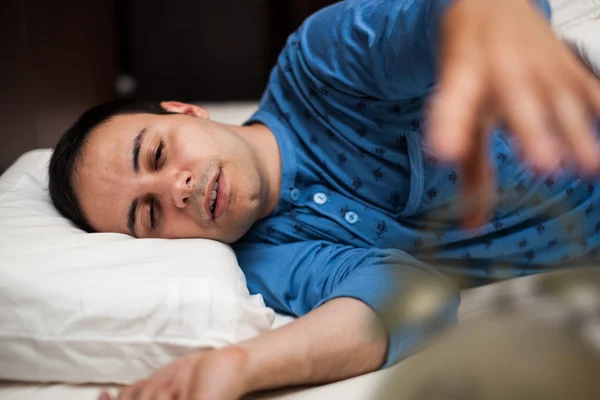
<box><xmin>150</xmin><ymin>198</ymin><xmax>157</xmax><ymax>229</ymax></box>
<box><xmin>154</xmin><ymin>140</ymin><xmax>164</xmax><ymax>170</ymax></box>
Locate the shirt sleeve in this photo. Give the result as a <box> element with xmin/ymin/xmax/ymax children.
<box><xmin>233</xmin><ymin>240</ymin><xmax>460</xmax><ymax>368</ymax></box>
<box><xmin>297</xmin><ymin>0</ymin><xmax>552</xmax><ymax>101</ymax></box>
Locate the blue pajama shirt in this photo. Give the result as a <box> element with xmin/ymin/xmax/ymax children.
<box><xmin>232</xmin><ymin>0</ymin><xmax>597</xmax><ymax>367</ymax></box>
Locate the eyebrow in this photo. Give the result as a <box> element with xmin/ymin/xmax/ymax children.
<box><xmin>132</xmin><ymin>128</ymin><xmax>147</xmax><ymax>174</ymax></box>
<box><xmin>127</xmin><ymin>199</ymin><xmax>139</xmax><ymax>237</ymax></box>
<box><xmin>127</xmin><ymin>128</ymin><xmax>147</xmax><ymax>237</ymax></box>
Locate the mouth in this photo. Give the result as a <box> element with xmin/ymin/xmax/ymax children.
<box><xmin>207</xmin><ymin>170</ymin><xmax>221</xmax><ymax>218</ymax></box>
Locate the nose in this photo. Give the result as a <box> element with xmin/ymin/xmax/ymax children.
<box><xmin>170</xmin><ymin>170</ymin><xmax>193</xmax><ymax>209</ymax></box>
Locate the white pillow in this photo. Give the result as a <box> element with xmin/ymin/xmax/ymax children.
<box><xmin>0</xmin><ymin>149</ymin><xmax>275</xmax><ymax>384</ymax></box>
<box><xmin>550</xmin><ymin>0</ymin><xmax>600</xmax><ymax>75</ymax></box>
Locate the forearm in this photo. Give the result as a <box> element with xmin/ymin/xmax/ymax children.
<box><xmin>238</xmin><ymin>297</ymin><xmax>387</xmax><ymax>393</ymax></box>
<box><xmin>232</xmin><ymin>244</ymin><xmax>459</xmax><ymax>394</ymax></box>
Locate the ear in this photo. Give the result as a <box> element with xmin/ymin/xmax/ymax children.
<box><xmin>160</xmin><ymin>101</ymin><xmax>210</xmax><ymax>119</ymax></box>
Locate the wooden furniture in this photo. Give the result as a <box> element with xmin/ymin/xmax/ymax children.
<box><xmin>0</xmin><ymin>0</ymin><xmax>337</xmax><ymax>173</ymax></box>
<box><xmin>0</xmin><ymin>0</ymin><xmax>118</xmax><ymax>173</ymax></box>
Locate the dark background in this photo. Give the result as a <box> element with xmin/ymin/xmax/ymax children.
<box><xmin>0</xmin><ymin>0</ymin><xmax>336</xmax><ymax>173</ymax></box>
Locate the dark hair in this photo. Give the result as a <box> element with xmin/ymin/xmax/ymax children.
<box><xmin>48</xmin><ymin>98</ymin><xmax>174</xmax><ymax>232</ymax></box>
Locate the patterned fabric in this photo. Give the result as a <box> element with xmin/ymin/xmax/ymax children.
<box><xmin>232</xmin><ymin>0</ymin><xmax>586</xmax><ymax>367</ymax></box>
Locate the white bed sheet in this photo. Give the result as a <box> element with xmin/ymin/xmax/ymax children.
<box><xmin>0</xmin><ymin>276</ymin><xmax>545</xmax><ymax>400</ymax></box>
<box><xmin>0</xmin><ymin>314</ymin><xmax>297</xmax><ymax>400</ymax></box>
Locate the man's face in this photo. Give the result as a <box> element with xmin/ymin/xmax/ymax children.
<box><xmin>74</xmin><ymin>102</ymin><xmax>264</xmax><ymax>243</ymax></box>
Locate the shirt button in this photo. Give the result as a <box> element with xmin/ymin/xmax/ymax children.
<box><xmin>313</xmin><ymin>192</ymin><xmax>328</xmax><ymax>205</ymax></box>
<box><xmin>290</xmin><ymin>188</ymin><xmax>300</xmax><ymax>201</ymax></box>
<box><xmin>344</xmin><ymin>211</ymin><xmax>359</xmax><ymax>224</ymax></box>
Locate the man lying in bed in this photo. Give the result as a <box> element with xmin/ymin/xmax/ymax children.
<box><xmin>48</xmin><ymin>0</ymin><xmax>600</xmax><ymax>399</ymax></box>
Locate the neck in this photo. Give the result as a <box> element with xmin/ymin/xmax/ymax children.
<box><xmin>229</xmin><ymin>122</ymin><xmax>282</xmax><ymax>219</ymax></box>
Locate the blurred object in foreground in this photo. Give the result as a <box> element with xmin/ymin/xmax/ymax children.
<box><xmin>406</xmin><ymin>312</ymin><xmax>600</xmax><ymax>400</ymax></box>
<box><xmin>376</xmin><ymin>266</ymin><xmax>600</xmax><ymax>400</ymax></box>
<box><xmin>380</xmin><ymin>273</ymin><xmax>457</xmax><ymax>329</ymax></box>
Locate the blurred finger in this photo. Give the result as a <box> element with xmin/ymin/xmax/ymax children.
<box><xmin>118</xmin><ymin>380</ymin><xmax>148</xmax><ymax>400</ymax></box>
<box><xmin>552</xmin><ymin>89</ymin><xmax>599</xmax><ymax>172</ymax></box>
<box><xmin>98</xmin><ymin>391</ymin><xmax>112</xmax><ymax>400</ymax></box>
<box><xmin>585</xmin><ymin>72</ymin><xmax>600</xmax><ymax>127</ymax></box>
<box><xmin>138</xmin><ymin>383</ymin><xmax>166</xmax><ymax>400</ymax></box>
<box><xmin>460</xmin><ymin>130</ymin><xmax>496</xmax><ymax>229</ymax></box>
<box><xmin>498</xmin><ymin>78</ymin><xmax>560</xmax><ymax>171</ymax></box>
<box><xmin>117</xmin><ymin>386</ymin><xmax>134</xmax><ymax>400</ymax></box>
<box><xmin>155</xmin><ymin>390</ymin><xmax>172</xmax><ymax>400</ymax></box>
<box><xmin>177</xmin><ymin>379</ymin><xmax>191</xmax><ymax>400</ymax></box>
<box><xmin>428</xmin><ymin>64</ymin><xmax>487</xmax><ymax>161</ymax></box>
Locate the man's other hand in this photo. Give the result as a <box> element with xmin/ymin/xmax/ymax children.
<box><xmin>98</xmin><ymin>347</ymin><xmax>248</xmax><ymax>400</ymax></box>
<box><xmin>427</xmin><ymin>0</ymin><xmax>600</xmax><ymax>228</ymax></box>
<box><xmin>98</xmin><ymin>297</ymin><xmax>390</xmax><ymax>400</ymax></box>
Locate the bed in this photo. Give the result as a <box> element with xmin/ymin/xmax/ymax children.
<box><xmin>2</xmin><ymin>267</ymin><xmax>600</xmax><ymax>400</ymax></box>
<box><xmin>2</xmin><ymin>0</ymin><xmax>600</xmax><ymax>398</ymax></box>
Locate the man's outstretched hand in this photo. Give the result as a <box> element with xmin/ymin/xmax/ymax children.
<box><xmin>427</xmin><ymin>0</ymin><xmax>600</xmax><ymax>228</ymax></box>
